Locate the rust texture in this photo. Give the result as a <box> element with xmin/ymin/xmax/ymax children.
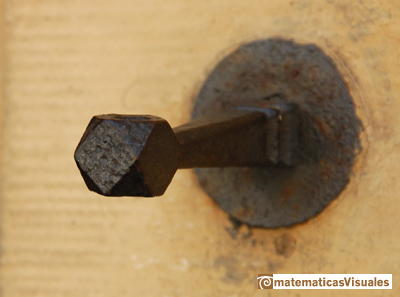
<box><xmin>192</xmin><ymin>38</ymin><xmax>361</xmax><ymax>227</ymax></box>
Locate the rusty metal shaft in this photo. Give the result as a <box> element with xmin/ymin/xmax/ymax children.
<box><xmin>74</xmin><ymin>103</ymin><xmax>299</xmax><ymax>197</ymax></box>
<box><xmin>175</xmin><ymin>110</ymin><xmax>269</xmax><ymax>168</ymax></box>
<box><xmin>174</xmin><ymin>104</ymin><xmax>298</xmax><ymax>168</ymax></box>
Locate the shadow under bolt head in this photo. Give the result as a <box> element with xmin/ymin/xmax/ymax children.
<box><xmin>74</xmin><ymin>114</ymin><xmax>182</xmax><ymax>197</ymax></box>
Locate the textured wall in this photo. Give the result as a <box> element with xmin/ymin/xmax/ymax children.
<box><xmin>1</xmin><ymin>0</ymin><xmax>399</xmax><ymax>296</ymax></box>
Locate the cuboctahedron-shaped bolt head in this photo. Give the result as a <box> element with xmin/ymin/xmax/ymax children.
<box><xmin>74</xmin><ymin>115</ymin><xmax>182</xmax><ymax>197</ymax></box>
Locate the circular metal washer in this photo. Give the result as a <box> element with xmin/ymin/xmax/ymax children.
<box><xmin>192</xmin><ymin>39</ymin><xmax>361</xmax><ymax>228</ymax></box>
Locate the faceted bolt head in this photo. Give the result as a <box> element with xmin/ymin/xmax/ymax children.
<box><xmin>74</xmin><ymin>114</ymin><xmax>182</xmax><ymax>197</ymax></box>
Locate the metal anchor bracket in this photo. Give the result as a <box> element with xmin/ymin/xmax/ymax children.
<box><xmin>75</xmin><ymin>38</ymin><xmax>361</xmax><ymax>228</ymax></box>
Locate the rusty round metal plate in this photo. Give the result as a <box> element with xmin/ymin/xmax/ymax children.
<box><xmin>192</xmin><ymin>39</ymin><xmax>361</xmax><ymax>228</ymax></box>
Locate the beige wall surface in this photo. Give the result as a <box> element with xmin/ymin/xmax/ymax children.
<box><xmin>1</xmin><ymin>0</ymin><xmax>399</xmax><ymax>296</ymax></box>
